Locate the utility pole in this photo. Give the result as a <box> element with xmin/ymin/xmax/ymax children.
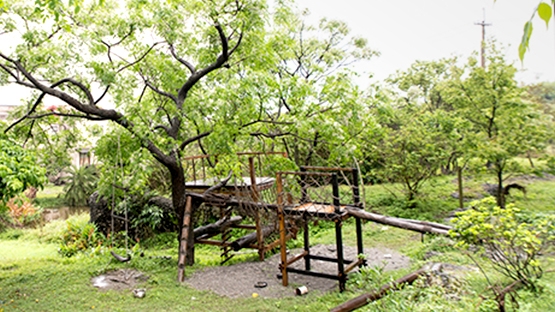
<box><xmin>475</xmin><ymin>9</ymin><xmax>491</xmax><ymax>68</ymax></box>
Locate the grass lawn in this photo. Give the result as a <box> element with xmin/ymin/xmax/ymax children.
<box><xmin>1</xmin><ymin>173</ymin><xmax>555</xmax><ymax>311</ymax></box>
<box><xmin>34</xmin><ymin>184</ymin><xmax>67</xmax><ymax>209</ymax></box>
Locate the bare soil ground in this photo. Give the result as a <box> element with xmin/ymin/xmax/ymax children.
<box><xmin>89</xmin><ymin>245</ymin><xmax>411</xmax><ymax>299</ymax></box>
<box><xmin>91</xmin><ymin>269</ymin><xmax>149</xmax><ymax>291</ymax></box>
<box><xmin>185</xmin><ymin>244</ymin><xmax>411</xmax><ymax>298</ymax></box>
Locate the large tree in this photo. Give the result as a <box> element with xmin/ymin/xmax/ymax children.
<box><xmin>0</xmin><ymin>0</ymin><xmax>268</xmax><ymax>265</ymax></box>
<box><xmin>214</xmin><ymin>9</ymin><xmax>377</xmax><ymax>168</ymax></box>
<box><xmin>447</xmin><ymin>49</ymin><xmax>549</xmax><ymax>207</ymax></box>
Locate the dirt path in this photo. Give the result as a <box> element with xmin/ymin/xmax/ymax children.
<box><xmin>185</xmin><ymin>244</ymin><xmax>411</xmax><ymax>298</ymax></box>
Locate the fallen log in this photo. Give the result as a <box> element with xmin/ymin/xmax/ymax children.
<box><xmin>230</xmin><ymin>225</ymin><xmax>276</xmax><ymax>251</ymax></box>
<box><xmin>345</xmin><ymin>207</ymin><xmax>450</xmax><ymax>236</ymax></box>
<box><xmin>330</xmin><ymin>269</ymin><xmax>426</xmax><ymax>312</ymax></box>
<box><xmin>193</xmin><ymin>216</ymin><xmax>243</xmax><ymax>239</ymax></box>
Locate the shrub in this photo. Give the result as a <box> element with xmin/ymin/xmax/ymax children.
<box><xmin>4</xmin><ymin>197</ymin><xmax>43</xmax><ymax>228</ymax></box>
<box><xmin>63</xmin><ymin>165</ymin><xmax>98</xmax><ymax>207</ymax></box>
<box><xmin>451</xmin><ymin>197</ymin><xmax>555</xmax><ymax>310</ymax></box>
<box><xmin>59</xmin><ymin>215</ymin><xmax>105</xmax><ymax>257</ymax></box>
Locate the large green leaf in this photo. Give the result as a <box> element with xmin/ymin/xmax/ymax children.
<box><xmin>519</xmin><ymin>21</ymin><xmax>533</xmax><ymax>61</ymax></box>
<box><xmin>538</xmin><ymin>2</ymin><xmax>553</xmax><ymax>27</ymax></box>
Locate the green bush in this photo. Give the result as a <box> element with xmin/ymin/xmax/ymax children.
<box><xmin>59</xmin><ymin>216</ymin><xmax>105</xmax><ymax>257</ymax></box>
<box><xmin>451</xmin><ymin>197</ymin><xmax>555</xmax><ymax>310</ymax></box>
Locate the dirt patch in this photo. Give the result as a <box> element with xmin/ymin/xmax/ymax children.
<box><xmin>91</xmin><ymin>269</ymin><xmax>149</xmax><ymax>291</ymax></box>
<box><xmin>185</xmin><ymin>244</ymin><xmax>411</xmax><ymax>298</ymax></box>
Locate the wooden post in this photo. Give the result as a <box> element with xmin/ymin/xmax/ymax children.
<box><xmin>249</xmin><ymin>157</ymin><xmax>264</xmax><ymax>261</ymax></box>
<box><xmin>177</xmin><ymin>196</ymin><xmax>193</xmax><ymax>283</ymax></box>
<box><xmin>277</xmin><ymin>173</ymin><xmax>288</xmax><ymax>286</ymax></box>
<box><xmin>303</xmin><ymin>215</ymin><xmax>310</xmax><ymax>271</ymax></box>
<box><xmin>332</xmin><ymin>174</ymin><xmax>346</xmax><ymax>291</ymax></box>
<box><xmin>352</xmin><ymin>168</ymin><xmax>364</xmax><ymax>266</ymax></box>
<box><xmin>192</xmin><ymin>159</ymin><xmax>196</xmax><ymax>182</ymax></box>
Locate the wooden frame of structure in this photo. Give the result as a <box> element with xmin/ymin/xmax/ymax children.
<box><xmin>183</xmin><ymin>152</ymin><xmax>288</xmax><ymax>263</ymax></box>
<box><xmin>277</xmin><ymin>166</ymin><xmax>366</xmax><ymax>292</ymax></box>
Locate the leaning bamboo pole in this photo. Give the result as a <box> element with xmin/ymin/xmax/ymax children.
<box><xmin>345</xmin><ymin>207</ymin><xmax>451</xmax><ymax>236</ymax></box>
<box><xmin>330</xmin><ymin>269</ymin><xmax>426</xmax><ymax>312</ymax></box>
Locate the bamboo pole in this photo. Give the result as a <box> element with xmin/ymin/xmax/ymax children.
<box><xmin>330</xmin><ymin>269</ymin><xmax>426</xmax><ymax>312</ymax></box>
<box><xmin>345</xmin><ymin>207</ymin><xmax>450</xmax><ymax>236</ymax></box>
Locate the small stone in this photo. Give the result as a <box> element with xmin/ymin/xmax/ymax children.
<box><xmin>384</xmin><ymin>254</ymin><xmax>392</xmax><ymax>259</ymax></box>
<box><xmin>133</xmin><ymin>288</ymin><xmax>146</xmax><ymax>298</ymax></box>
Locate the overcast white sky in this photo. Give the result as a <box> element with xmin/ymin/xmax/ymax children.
<box><xmin>297</xmin><ymin>0</ymin><xmax>555</xmax><ymax>84</ymax></box>
<box><xmin>2</xmin><ymin>0</ymin><xmax>554</xmax><ymax>106</ymax></box>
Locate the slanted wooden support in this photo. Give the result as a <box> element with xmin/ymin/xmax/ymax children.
<box><xmin>193</xmin><ymin>216</ymin><xmax>243</xmax><ymax>239</ymax></box>
<box><xmin>177</xmin><ymin>196</ymin><xmax>193</xmax><ymax>283</ymax></box>
<box><xmin>345</xmin><ymin>207</ymin><xmax>451</xmax><ymax>236</ymax></box>
<box><xmin>330</xmin><ymin>269</ymin><xmax>426</xmax><ymax>312</ymax></box>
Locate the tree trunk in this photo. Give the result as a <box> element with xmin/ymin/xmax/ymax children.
<box><xmin>170</xmin><ymin>165</ymin><xmax>195</xmax><ymax>266</ymax></box>
<box><xmin>194</xmin><ymin>216</ymin><xmax>243</xmax><ymax>239</ymax></box>
<box><xmin>229</xmin><ymin>225</ymin><xmax>276</xmax><ymax>251</ymax></box>
<box><xmin>496</xmin><ymin>164</ymin><xmax>505</xmax><ymax>208</ymax></box>
<box><xmin>457</xmin><ymin>165</ymin><xmax>464</xmax><ymax>209</ymax></box>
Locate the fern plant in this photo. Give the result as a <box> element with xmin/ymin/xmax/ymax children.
<box><xmin>63</xmin><ymin>165</ymin><xmax>98</xmax><ymax>207</ymax></box>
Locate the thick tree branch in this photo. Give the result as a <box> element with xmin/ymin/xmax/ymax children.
<box><xmin>154</xmin><ymin>124</ymin><xmax>173</xmax><ymax>136</ymax></box>
<box><xmin>26</xmin><ymin>112</ymin><xmax>107</xmax><ymax>120</ymax></box>
<box><xmin>94</xmin><ymin>85</ymin><xmax>110</xmax><ymax>105</ymax></box>
<box><xmin>117</xmin><ymin>42</ymin><xmax>162</xmax><ymax>73</ymax></box>
<box><xmin>0</xmin><ymin>54</ymin><xmax>174</xmax><ymax>167</ymax></box>
<box><xmin>176</xmin><ymin>23</ymin><xmax>229</xmax><ymax>108</ymax></box>
<box><xmin>169</xmin><ymin>44</ymin><xmax>196</xmax><ymax>75</ymax></box>
<box><xmin>5</xmin><ymin>77</ymin><xmax>94</xmax><ymax>132</ymax></box>
<box><xmin>142</xmin><ymin>76</ymin><xmax>178</xmax><ymax>104</ymax></box>
<box><xmin>179</xmin><ymin>131</ymin><xmax>212</xmax><ymax>151</ymax></box>
<box><xmin>250</xmin><ymin>131</ymin><xmax>291</xmax><ymax>139</ymax></box>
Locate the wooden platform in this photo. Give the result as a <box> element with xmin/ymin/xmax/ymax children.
<box><xmin>283</xmin><ymin>202</ymin><xmax>348</xmax><ymax>218</ymax></box>
<box><xmin>185</xmin><ymin>177</ymin><xmax>275</xmax><ymax>195</ymax></box>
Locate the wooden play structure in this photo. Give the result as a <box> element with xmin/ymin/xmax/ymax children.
<box><xmin>177</xmin><ymin>151</ymin><xmax>452</xmax><ymax>291</ymax></box>
<box><xmin>183</xmin><ymin>152</ymin><xmax>288</xmax><ymax>264</ymax></box>
<box><xmin>276</xmin><ymin>166</ymin><xmax>366</xmax><ymax>291</ymax></box>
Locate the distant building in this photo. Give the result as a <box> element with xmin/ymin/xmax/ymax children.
<box><xmin>0</xmin><ymin>104</ymin><xmax>18</xmax><ymax>121</ymax></box>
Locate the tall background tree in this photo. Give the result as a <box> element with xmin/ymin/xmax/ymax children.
<box><xmin>0</xmin><ymin>0</ymin><xmax>269</xmax><ymax>265</ymax></box>
<box><xmin>446</xmin><ymin>48</ymin><xmax>549</xmax><ymax>207</ymax></box>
